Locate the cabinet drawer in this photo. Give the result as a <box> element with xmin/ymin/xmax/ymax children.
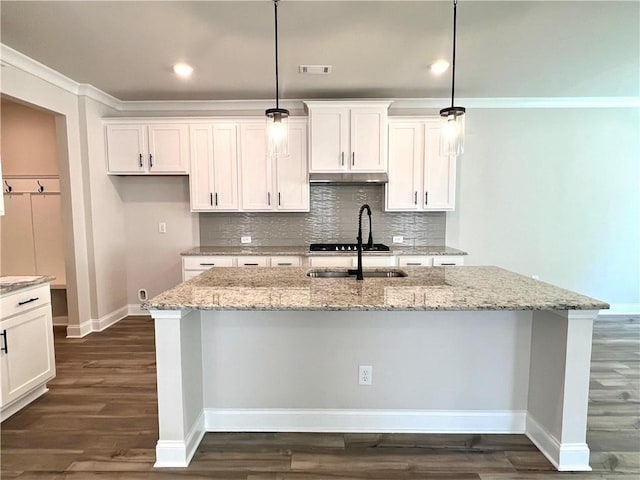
<box><xmin>270</xmin><ymin>256</ymin><xmax>302</xmax><ymax>267</ymax></box>
<box><xmin>237</xmin><ymin>256</ymin><xmax>269</xmax><ymax>267</ymax></box>
<box><xmin>183</xmin><ymin>256</ymin><xmax>235</xmax><ymax>270</ymax></box>
<box><xmin>309</xmin><ymin>256</ymin><xmax>354</xmax><ymax>268</ymax></box>
<box><xmin>362</xmin><ymin>256</ymin><xmax>395</xmax><ymax>267</ymax></box>
<box><xmin>433</xmin><ymin>256</ymin><xmax>464</xmax><ymax>266</ymax></box>
<box><xmin>397</xmin><ymin>256</ymin><xmax>434</xmax><ymax>267</ymax></box>
<box><xmin>0</xmin><ymin>284</ymin><xmax>51</xmax><ymax>320</ymax></box>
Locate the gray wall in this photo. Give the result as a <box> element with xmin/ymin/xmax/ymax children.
<box><xmin>200</xmin><ymin>185</ymin><xmax>446</xmax><ymax>247</ymax></box>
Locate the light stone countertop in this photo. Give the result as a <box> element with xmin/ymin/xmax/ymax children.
<box><xmin>143</xmin><ymin>266</ymin><xmax>608</xmax><ymax>312</ymax></box>
<box><xmin>182</xmin><ymin>245</ymin><xmax>467</xmax><ymax>257</ymax></box>
<box><xmin>0</xmin><ymin>275</ymin><xmax>56</xmax><ymax>295</ymax></box>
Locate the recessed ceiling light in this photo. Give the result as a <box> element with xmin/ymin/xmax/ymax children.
<box><xmin>173</xmin><ymin>63</ymin><xmax>193</xmax><ymax>78</ymax></box>
<box><xmin>430</xmin><ymin>60</ymin><xmax>450</xmax><ymax>75</ymax></box>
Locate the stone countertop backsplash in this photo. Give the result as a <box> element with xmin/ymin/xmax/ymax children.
<box><xmin>0</xmin><ymin>275</ymin><xmax>56</xmax><ymax>295</ymax></box>
<box><xmin>182</xmin><ymin>245</ymin><xmax>467</xmax><ymax>257</ymax></box>
<box><xmin>143</xmin><ymin>266</ymin><xmax>608</xmax><ymax>312</ymax></box>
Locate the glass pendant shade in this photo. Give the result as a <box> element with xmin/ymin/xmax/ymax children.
<box><xmin>266</xmin><ymin>107</ymin><xmax>289</xmax><ymax>158</ymax></box>
<box><xmin>439</xmin><ymin>106</ymin><xmax>465</xmax><ymax>156</ymax></box>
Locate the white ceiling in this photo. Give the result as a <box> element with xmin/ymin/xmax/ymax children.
<box><xmin>1</xmin><ymin>1</ymin><xmax>638</xmax><ymax>101</ymax></box>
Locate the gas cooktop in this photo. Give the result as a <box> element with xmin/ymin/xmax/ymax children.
<box><xmin>309</xmin><ymin>243</ymin><xmax>390</xmax><ymax>252</ymax></box>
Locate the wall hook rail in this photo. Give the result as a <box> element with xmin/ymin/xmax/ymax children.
<box><xmin>4</xmin><ymin>180</ymin><xmax>12</xmax><ymax>193</ymax></box>
<box><xmin>36</xmin><ymin>180</ymin><xmax>45</xmax><ymax>193</ymax></box>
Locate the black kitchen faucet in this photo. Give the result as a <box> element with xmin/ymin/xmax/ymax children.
<box><xmin>353</xmin><ymin>204</ymin><xmax>373</xmax><ymax>280</ymax></box>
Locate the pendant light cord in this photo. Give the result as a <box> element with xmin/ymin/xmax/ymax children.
<box><xmin>273</xmin><ymin>0</ymin><xmax>280</xmax><ymax>109</ymax></box>
<box><xmin>450</xmin><ymin>0</ymin><xmax>457</xmax><ymax>108</ymax></box>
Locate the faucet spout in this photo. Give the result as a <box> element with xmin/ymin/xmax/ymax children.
<box><xmin>356</xmin><ymin>204</ymin><xmax>373</xmax><ymax>281</ymax></box>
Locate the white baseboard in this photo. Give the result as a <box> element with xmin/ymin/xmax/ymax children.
<box><xmin>155</xmin><ymin>411</ymin><xmax>205</xmax><ymax>468</ymax></box>
<box><xmin>598</xmin><ymin>303</ymin><xmax>640</xmax><ymax>318</ymax></box>
<box><xmin>203</xmin><ymin>408</ymin><xmax>527</xmax><ymax>434</ymax></box>
<box><xmin>52</xmin><ymin>315</ymin><xmax>68</xmax><ymax>326</ymax></box>
<box><xmin>66</xmin><ymin>305</ymin><xmax>129</xmax><ymax>338</ymax></box>
<box><xmin>128</xmin><ymin>303</ymin><xmax>151</xmax><ymax>316</ymax></box>
<box><xmin>525</xmin><ymin>414</ymin><xmax>591</xmax><ymax>471</ymax></box>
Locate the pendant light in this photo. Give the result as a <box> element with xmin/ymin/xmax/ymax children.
<box><xmin>266</xmin><ymin>0</ymin><xmax>289</xmax><ymax>158</ymax></box>
<box><xmin>440</xmin><ymin>0</ymin><xmax>466</xmax><ymax>156</ymax></box>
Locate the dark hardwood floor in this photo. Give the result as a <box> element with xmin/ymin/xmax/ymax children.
<box><xmin>1</xmin><ymin>315</ymin><xmax>638</xmax><ymax>479</ymax></box>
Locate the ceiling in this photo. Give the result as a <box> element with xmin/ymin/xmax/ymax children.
<box><xmin>1</xmin><ymin>1</ymin><xmax>638</xmax><ymax>102</ymax></box>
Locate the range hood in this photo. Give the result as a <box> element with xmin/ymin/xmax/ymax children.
<box><xmin>309</xmin><ymin>172</ymin><xmax>388</xmax><ymax>185</ymax></box>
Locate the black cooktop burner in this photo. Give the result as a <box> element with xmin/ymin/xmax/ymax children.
<box><xmin>309</xmin><ymin>243</ymin><xmax>390</xmax><ymax>252</ymax></box>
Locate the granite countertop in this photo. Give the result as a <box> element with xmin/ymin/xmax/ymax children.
<box><xmin>0</xmin><ymin>275</ymin><xmax>56</xmax><ymax>295</ymax></box>
<box><xmin>143</xmin><ymin>266</ymin><xmax>608</xmax><ymax>312</ymax></box>
<box><xmin>182</xmin><ymin>245</ymin><xmax>467</xmax><ymax>257</ymax></box>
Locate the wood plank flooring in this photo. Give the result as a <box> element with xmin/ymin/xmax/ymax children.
<box><xmin>1</xmin><ymin>315</ymin><xmax>638</xmax><ymax>479</ymax></box>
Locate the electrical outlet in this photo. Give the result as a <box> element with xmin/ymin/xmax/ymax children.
<box><xmin>532</xmin><ymin>275</ymin><xmax>540</xmax><ymax>280</ymax></box>
<box><xmin>241</xmin><ymin>236</ymin><xmax>252</xmax><ymax>244</ymax></box>
<box><xmin>158</xmin><ymin>222</ymin><xmax>167</xmax><ymax>233</ymax></box>
<box><xmin>138</xmin><ymin>289</ymin><xmax>148</xmax><ymax>302</ymax></box>
<box><xmin>392</xmin><ymin>236</ymin><xmax>404</xmax><ymax>244</ymax></box>
<box><xmin>358</xmin><ymin>365</ymin><xmax>372</xmax><ymax>385</ymax></box>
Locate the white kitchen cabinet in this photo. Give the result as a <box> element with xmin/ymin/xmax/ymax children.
<box><xmin>182</xmin><ymin>255</ymin><xmax>235</xmax><ymax>281</ymax></box>
<box><xmin>306</xmin><ymin>101</ymin><xmax>391</xmax><ymax>173</ymax></box>
<box><xmin>386</xmin><ymin>117</ymin><xmax>456</xmax><ymax>212</ymax></box>
<box><xmin>397</xmin><ymin>256</ymin><xmax>434</xmax><ymax>267</ymax></box>
<box><xmin>105</xmin><ymin>122</ymin><xmax>189</xmax><ymax>175</ymax></box>
<box><xmin>239</xmin><ymin>120</ymin><xmax>309</xmax><ymax>212</ymax></box>
<box><xmin>270</xmin><ymin>256</ymin><xmax>302</xmax><ymax>267</ymax></box>
<box><xmin>189</xmin><ymin>123</ymin><xmax>239</xmax><ymax>211</ymax></box>
<box><xmin>1</xmin><ymin>283</ymin><xmax>56</xmax><ymax>421</ymax></box>
<box><xmin>237</xmin><ymin>256</ymin><xmax>270</xmax><ymax>267</ymax></box>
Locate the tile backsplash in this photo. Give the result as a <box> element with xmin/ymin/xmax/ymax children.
<box><xmin>199</xmin><ymin>185</ymin><xmax>446</xmax><ymax>246</ymax></box>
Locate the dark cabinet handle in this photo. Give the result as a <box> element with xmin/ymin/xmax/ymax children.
<box><xmin>278</xmin><ymin>192</ymin><xmax>281</xmax><ymax>206</ymax></box>
<box><xmin>268</xmin><ymin>192</ymin><xmax>271</xmax><ymax>206</ymax></box>
<box><xmin>200</xmin><ymin>263</ymin><xmax>215</xmax><ymax>266</ymax></box>
<box><xmin>149</xmin><ymin>154</ymin><xmax>153</xmax><ymax>168</ymax></box>
<box><xmin>210</xmin><ymin>193</ymin><xmax>213</xmax><ymax>206</ymax></box>
<box><xmin>215</xmin><ymin>193</ymin><xmax>218</xmax><ymax>206</ymax></box>
<box><xmin>18</xmin><ymin>297</ymin><xmax>39</xmax><ymax>306</ymax></box>
<box><xmin>425</xmin><ymin>192</ymin><xmax>428</xmax><ymax>205</ymax></box>
<box><xmin>139</xmin><ymin>154</ymin><xmax>143</xmax><ymax>168</ymax></box>
<box><xmin>243</xmin><ymin>263</ymin><xmax>259</xmax><ymax>266</ymax></box>
<box><xmin>352</xmin><ymin>152</ymin><xmax>355</xmax><ymax>166</ymax></box>
<box><xmin>414</xmin><ymin>192</ymin><xmax>418</xmax><ymax>205</ymax></box>
<box><xmin>341</xmin><ymin>152</ymin><xmax>345</xmax><ymax>166</ymax></box>
<box><xmin>406</xmin><ymin>262</ymin><xmax>422</xmax><ymax>266</ymax></box>
<box><xmin>439</xmin><ymin>263</ymin><xmax>457</xmax><ymax>266</ymax></box>
<box><xmin>1</xmin><ymin>330</ymin><xmax>7</xmax><ymax>354</ymax></box>
<box><xmin>277</xmin><ymin>262</ymin><xmax>292</xmax><ymax>266</ymax></box>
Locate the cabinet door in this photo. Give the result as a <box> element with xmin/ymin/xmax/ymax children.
<box><xmin>350</xmin><ymin>107</ymin><xmax>387</xmax><ymax>172</ymax></box>
<box><xmin>239</xmin><ymin>123</ymin><xmax>273</xmax><ymax>211</ymax></box>
<box><xmin>105</xmin><ymin>124</ymin><xmax>147</xmax><ymax>174</ymax></box>
<box><xmin>0</xmin><ymin>304</ymin><xmax>55</xmax><ymax>407</ymax></box>
<box><xmin>423</xmin><ymin>123</ymin><xmax>456</xmax><ymax>211</ymax></box>
<box><xmin>212</xmin><ymin>124</ymin><xmax>239</xmax><ymax>210</ymax></box>
<box><xmin>309</xmin><ymin>256</ymin><xmax>354</xmax><ymax>267</ymax></box>
<box><xmin>148</xmin><ymin>124</ymin><xmax>189</xmax><ymax>174</ymax></box>
<box><xmin>386</xmin><ymin>122</ymin><xmax>423</xmax><ymax>211</ymax></box>
<box><xmin>0</xmin><ymin>193</ymin><xmax>36</xmax><ymax>276</ymax></box>
<box><xmin>189</xmin><ymin>125</ymin><xmax>216</xmax><ymax>211</ymax></box>
<box><xmin>275</xmin><ymin>122</ymin><xmax>309</xmax><ymax>211</ymax></box>
<box><xmin>309</xmin><ymin>107</ymin><xmax>349</xmax><ymax>172</ymax></box>
<box><xmin>31</xmin><ymin>194</ymin><xmax>66</xmax><ymax>287</ymax></box>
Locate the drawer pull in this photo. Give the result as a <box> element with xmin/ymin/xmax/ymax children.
<box><xmin>138</xmin><ymin>153</ymin><xmax>143</xmax><ymax>168</ymax></box>
<box><xmin>149</xmin><ymin>153</ymin><xmax>154</xmax><ymax>168</ymax></box>
<box><xmin>439</xmin><ymin>263</ymin><xmax>456</xmax><ymax>266</ymax></box>
<box><xmin>18</xmin><ymin>297</ymin><xmax>39</xmax><ymax>306</ymax></box>
<box><xmin>200</xmin><ymin>263</ymin><xmax>216</xmax><ymax>266</ymax></box>
<box><xmin>243</xmin><ymin>263</ymin><xmax>259</xmax><ymax>266</ymax></box>
<box><xmin>277</xmin><ymin>262</ymin><xmax>292</xmax><ymax>266</ymax></box>
<box><xmin>1</xmin><ymin>330</ymin><xmax>7</xmax><ymax>354</ymax></box>
<box><xmin>406</xmin><ymin>262</ymin><xmax>422</xmax><ymax>266</ymax></box>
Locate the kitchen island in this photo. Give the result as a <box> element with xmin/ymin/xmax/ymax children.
<box><xmin>144</xmin><ymin>266</ymin><xmax>608</xmax><ymax>471</ymax></box>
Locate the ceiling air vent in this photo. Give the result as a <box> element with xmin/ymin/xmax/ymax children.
<box><xmin>299</xmin><ymin>65</ymin><xmax>332</xmax><ymax>74</ymax></box>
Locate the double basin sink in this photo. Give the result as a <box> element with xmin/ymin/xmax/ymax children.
<box><xmin>307</xmin><ymin>269</ymin><xmax>408</xmax><ymax>279</ymax></box>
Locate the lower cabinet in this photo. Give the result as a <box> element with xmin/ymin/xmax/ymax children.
<box><xmin>398</xmin><ymin>255</ymin><xmax>465</xmax><ymax>267</ymax></box>
<box><xmin>0</xmin><ymin>283</ymin><xmax>56</xmax><ymax>421</ymax></box>
<box><xmin>308</xmin><ymin>256</ymin><xmax>395</xmax><ymax>268</ymax></box>
<box><xmin>182</xmin><ymin>255</ymin><xmax>304</xmax><ymax>281</ymax></box>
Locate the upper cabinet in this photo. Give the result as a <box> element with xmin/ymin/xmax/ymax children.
<box><xmin>386</xmin><ymin>117</ymin><xmax>457</xmax><ymax>212</ymax></box>
<box><xmin>190</xmin><ymin>123</ymin><xmax>239</xmax><ymax>211</ymax></box>
<box><xmin>239</xmin><ymin>119</ymin><xmax>309</xmax><ymax>212</ymax></box>
<box><xmin>305</xmin><ymin>101</ymin><xmax>391</xmax><ymax>173</ymax></box>
<box><xmin>105</xmin><ymin>121</ymin><xmax>189</xmax><ymax>175</ymax></box>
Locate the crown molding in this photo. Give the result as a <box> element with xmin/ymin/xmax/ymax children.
<box><xmin>3</xmin><ymin>43</ymin><xmax>639</xmax><ymax>113</ymax></box>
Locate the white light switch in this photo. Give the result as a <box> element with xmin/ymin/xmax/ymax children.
<box><xmin>241</xmin><ymin>236</ymin><xmax>251</xmax><ymax>244</ymax></box>
<box><xmin>393</xmin><ymin>236</ymin><xmax>404</xmax><ymax>244</ymax></box>
<box><xmin>158</xmin><ymin>222</ymin><xmax>167</xmax><ymax>233</ymax></box>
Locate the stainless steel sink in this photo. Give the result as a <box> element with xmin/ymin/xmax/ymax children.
<box><xmin>307</xmin><ymin>269</ymin><xmax>408</xmax><ymax>278</ymax></box>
